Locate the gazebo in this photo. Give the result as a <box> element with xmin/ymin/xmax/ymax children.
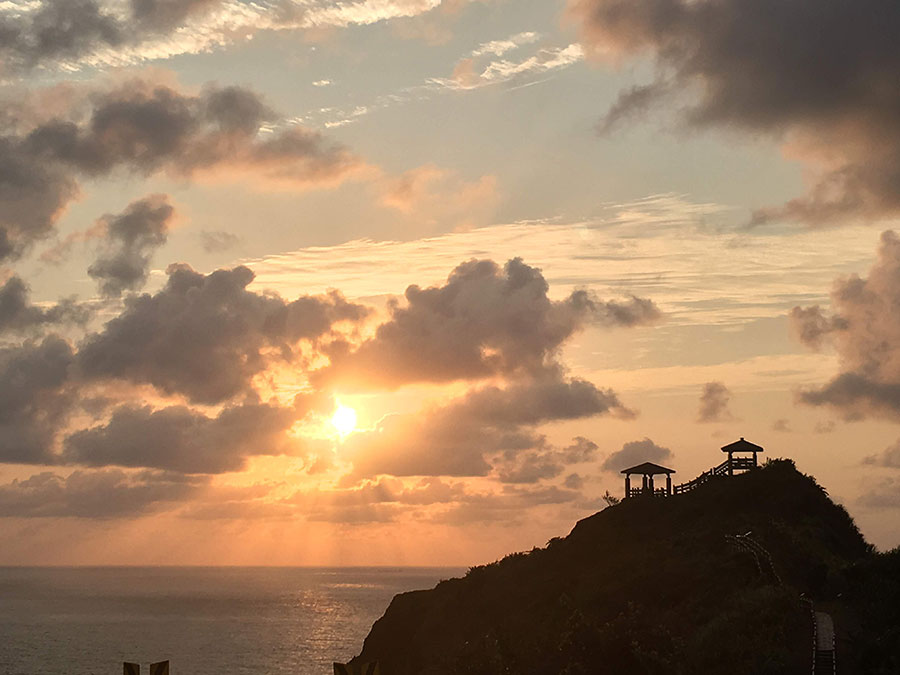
<box><xmin>721</xmin><ymin>437</ymin><xmax>764</xmax><ymax>475</ymax></box>
<box><xmin>621</xmin><ymin>462</ymin><xmax>676</xmax><ymax>499</ymax></box>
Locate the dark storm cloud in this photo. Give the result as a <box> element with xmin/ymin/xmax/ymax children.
<box><xmin>0</xmin><ymin>276</ymin><xmax>89</xmax><ymax>334</ymax></box>
<box><xmin>0</xmin><ymin>0</ymin><xmax>124</xmax><ymax>68</ymax></box>
<box><xmin>0</xmin><ymin>0</ymin><xmax>226</xmax><ymax>70</ymax></box>
<box><xmin>24</xmin><ymin>81</ymin><xmax>351</xmax><ymax>180</ymax></box>
<box><xmin>63</xmin><ymin>400</ymin><xmax>301</xmax><ymax>474</ymax></box>
<box><xmin>77</xmin><ymin>263</ymin><xmax>369</xmax><ymax>404</ymax></box>
<box><xmin>0</xmin><ymin>336</ymin><xmax>75</xmax><ymax>464</ymax></box>
<box><xmin>0</xmin><ymin>80</ymin><xmax>358</xmax><ymax>260</ymax></box>
<box><xmin>0</xmin><ymin>138</ymin><xmax>79</xmax><ymax>260</ymax></box>
<box><xmin>570</xmin><ymin>0</ymin><xmax>900</xmax><ymax>225</ymax></box>
<box><xmin>343</xmin><ymin>374</ymin><xmax>631</xmax><ymax>478</ymax></box>
<box><xmin>318</xmin><ymin>257</ymin><xmax>660</xmax><ymax>390</ymax></box>
<box><xmin>601</xmin><ymin>437</ymin><xmax>672</xmax><ymax>472</ymax></box>
<box><xmin>794</xmin><ymin>231</ymin><xmax>900</xmax><ymax>419</ymax></box>
<box><xmin>88</xmin><ymin>194</ymin><xmax>173</xmax><ymax>297</ymax></box>
<box><xmin>697</xmin><ymin>381</ymin><xmax>733</xmax><ymax>423</ymax></box>
<box><xmin>0</xmin><ymin>468</ymin><xmax>202</xmax><ymax>518</ymax></box>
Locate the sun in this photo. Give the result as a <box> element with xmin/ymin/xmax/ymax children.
<box><xmin>331</xmin><ymin>404</ymin><xmax>358</xmax><ymax>437</ymax></box>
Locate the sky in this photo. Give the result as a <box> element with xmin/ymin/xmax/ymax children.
<box><xmin>2</xmin><ymin>0</ymin><xmax>900</xmax><ymax>566</ymax></box>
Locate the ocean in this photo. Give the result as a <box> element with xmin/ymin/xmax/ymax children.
<box><xmin>0</xmin><ymin>567</ymin><xmax>462</xmax><ymax>675</ymax></box>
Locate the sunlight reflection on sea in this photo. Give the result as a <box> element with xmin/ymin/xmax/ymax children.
<box><xmin>0</xmin><ymin>567</ymin><xmax>460</xmax><ymax>675</ymax></box>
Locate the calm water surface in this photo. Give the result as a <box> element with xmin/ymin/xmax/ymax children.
<box><xmin>0</xmin><ymin>567</ymin><xmax>462</xmax><ymax>675</ymax></box>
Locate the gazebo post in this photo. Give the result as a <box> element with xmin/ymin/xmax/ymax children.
<box><xmin>621</xmin><ymin>462</ymin><xmax>676</xmax><ymax>499</ymax></box>
<box><xmin>728</xmin><ymin>451</ymin><xmax>734</xmax><ymax>476</ymax></box>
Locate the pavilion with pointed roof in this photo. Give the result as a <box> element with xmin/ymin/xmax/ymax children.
<box><xmin>621</xmin><ymin>461</ymin><xmax>676</xmax><ymax>499</ymax></box>
<box><xmin>721</xmin><ymin>437</ymin><xmax>764</xmax><ymax>475</ymax></box>
<box><xmin>622</xmin><ymin>437</ymin><xmax>767</xmax><ymax>499</ymax></box>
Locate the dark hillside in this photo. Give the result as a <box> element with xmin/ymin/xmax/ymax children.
<box><xmin>348</xmin><ymin>460</ymin><xmax>898</xmax><ymax>674</ymax></box>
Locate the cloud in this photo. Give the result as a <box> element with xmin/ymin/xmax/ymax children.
<box><xmin>0</xmin><ymin>336</ymin><xmax>76</xmax><ymax>465</ymax></box>
<box><xmin>62</xmin><ymin>400</ymin><xmax>306</xmax><ymax>474</ymax></box>
<box><xmin>317</xmin><ymin>257</ymin><xmax>659</xmax><ymax>390</ymax></box>
<box><xmin>378</xmin><ymin>164</ymin><xmax>498</xmax><ymax>231</ymax></box>
<box><xmin>87</xmin><ymin>194</ymin><xmax>173</xmax><ymax>297</ymax></box>
<box><xmin>857</xmin><ymin>478</ymin><xmax>900</xmax><ymax>510</ymax></box>
<box><xmin>795</xmin><ymin>231</ymin><xmax>900</xmax><ymax>419</ymax></box>
<box><xmin>0</xmin><ymin>0</ymin><xmax>469</xmax><ymax>73</ymax></box>
<box><xmin>0</xmin><ymin>0</ymin><xmax>126</xmax><ymax>69</ymax></box>
<box><xmin>0</xmin><ymin>276</ymin><xmax>89</xmax><ymax>334</ymax></box>
<box><xmin>569</xmin><ymin>0</ymin><xmax>900</xmax><ymax>225</ymax></box>
<box><xmin>342</xmin><ymin>374</ymin><xmax>631</xmax><ymax>478</ymax></box>
<box><xmin>601</xmin><ymin>437</ymin><xmax>672</xmax><ymax>472</ymax></box>
<box><xmin>130</xmin><ymin>0</ymin><xmax>223</xmax><ymax>31</ymax></box>
<box><xmin>0</xmin><ymin>468</ymin><xmax>202</xmax><ymax>518</ymax></box>
<box><xmin>436</xmin><ymin>43</ymin><xmax>584</xmax><ymax>91</ymax></box>
<box><xmin>697</xmin><ymin>381</ymin><xmax>733</xmax><ymax>423</ymax></box>
<box><xmin>199</xmin><ymin>229</ymin><xmax>240</xmax><ymax>253</ymax></box>
<box><xmin>431</xmin><ymin>484</ymin><xmax>582</xmax><ymax>525</ymax></box>
<box><xmin>470</xmin><ymin>31</ymin><xmax>539</xmax><ymax>58</ymax></box>
<box><xmin>495</xmin><ymin>436</ymin><xmax>598</xmax><ymax>484</ymax></box>
<box><xmin>862</xmin><ymin>440</ymin><xmax>900</xmax><ymax>469</ymax></box>
<box><xmin>563</xmin><ymin>472</ymin><xmax>583</xmax><ymax>489</ymax></box>
<box><xmin>0</xmin><ymin>1</ymin><xmax>239</xmax><ymax>71</ymax></box>
<box><xmin>314</xmin><ymin>257</ymin><xmax>651</xmax><ymax>480</ymax></box>
<box><xmin>288</xmin><ymin>476</ymin><xmax>471</xmax><ymax>523</ymax></box>
<box><xmin>597</xmin><ymin>82</ymin><xmax>669</xmax><ymax>135</ymax></box>
<box><xmin>814</xmin><ymin>420</ymin><xmax>836</xmax><ymax>434</ymax></box>
<box><xmin>77</xmin><ymin>263</ymin><xmax>369</xmax><ymax>404</ymax></box>
<box><xmin>0</xmin><ymin>78</ymin><xmax>358</xmax><ymax>260</ymax></box>
<box><xmin>771</xmin><ymin>418</ymin><xmax>792</xmax><ymax>433</ymax></box>
<box><xmin>789</xmin><ymin>305</ymin><xmax>847</xmax><ymax>351</ymax></box>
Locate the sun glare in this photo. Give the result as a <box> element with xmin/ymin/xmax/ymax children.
<box><xmin>331</xmin><ymin>404</ymin><xmax>358</xmax><ymax>437</ymax></box>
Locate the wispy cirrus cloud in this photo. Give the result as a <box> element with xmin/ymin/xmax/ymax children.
<box><xmin>245</xmin><ymin>194</ymin><xmax>879</xmax><ymax>328</ymax></box>
<box><xmin>432</xmin><ymin>42</ymin><xmax>583</xmax><ymax>91</ymax></box>
<box><xmin>286</xmin><ymin>33</ymin><xmax>581</xmax><ymax>129</ymax></box>
<box><xmin>0</xmin><ymin>0</ymin><xmax>474</xmax><ymax>73</ymax></box>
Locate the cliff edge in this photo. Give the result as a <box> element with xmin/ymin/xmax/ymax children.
<box><xmin>348</xmin><ymin>460</ymin><xmax>900</xmax><ymax>674</ymax></box>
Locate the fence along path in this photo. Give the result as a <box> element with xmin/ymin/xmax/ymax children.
<box><xmin>672</xmin><ymin>456</ymin><xmax>756</xmax><ymax>495</ymax></box>
<box><xmin>726</xmin><ymin>534</ymin><xmax>836</xmax><ymax>674</ymax></box>
<box><xmin>813</xmin><ymin>612</ymin><xmax>836</xmax><ymax>674</ymax></box>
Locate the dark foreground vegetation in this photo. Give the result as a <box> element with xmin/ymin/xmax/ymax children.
<box><xmin>349</xmin><ymin>460</ymin><xmax>900</xmax><ymax>674</ymax></box>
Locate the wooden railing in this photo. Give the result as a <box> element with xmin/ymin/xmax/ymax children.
<box><xmin>672</xmin><ymin>457</ymin><xmax>757</xmax><ymax>495</ymax></box>
<box><xmin>628</xmin><ymin>487</ymin><xmax>668</xmax><ymax>498</ymax></box>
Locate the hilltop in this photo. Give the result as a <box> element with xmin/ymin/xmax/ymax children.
<box><xmin>347</xmin><ymin>460</ymin><xmax>900</xmax><ymax>674</ymax></box>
